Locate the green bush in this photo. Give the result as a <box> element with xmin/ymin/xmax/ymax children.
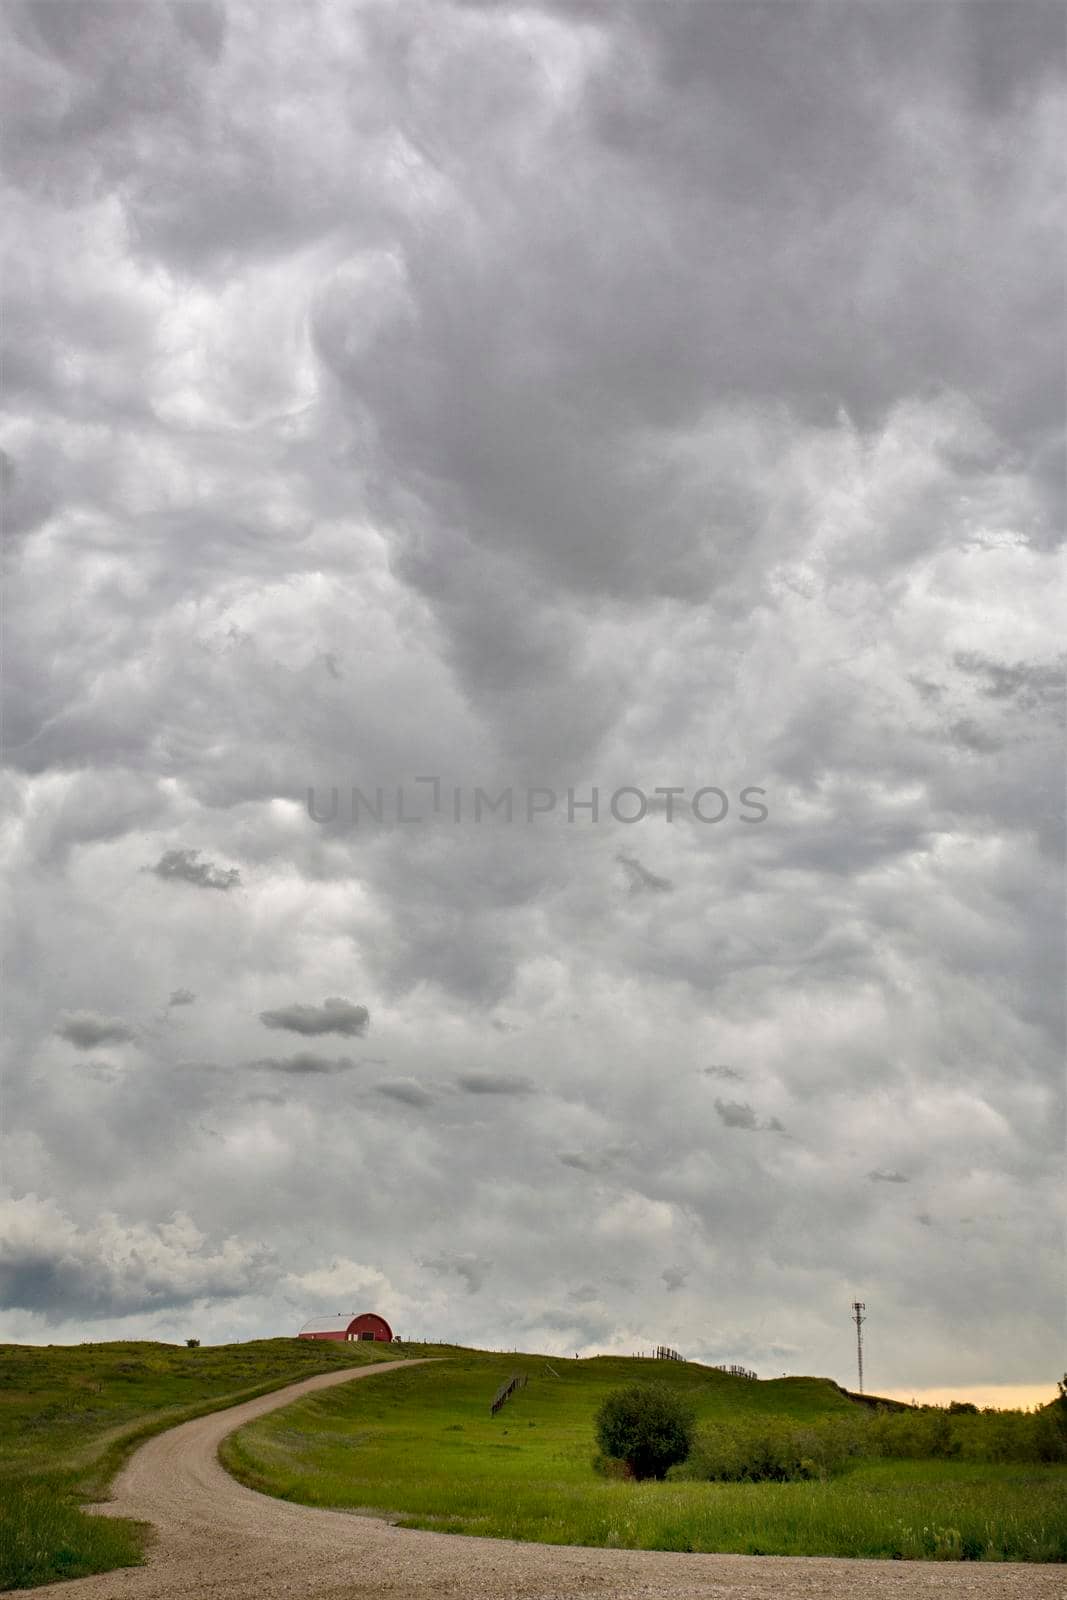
<box><xmin>866</xmin><ymin>1398</ymin><xmax>1067</xmax><ymax>1465</ymax></box>
<box><xmin>680</xmin><ymin>1390</ymin><xmax>1067</xmax><ymax>1485</ymax></box>
<box><xmin>682</xmin><ymin>1415</ymin><xmax>867</xmax><ymax>1482</ymax></box>
<box><xmin>595</xmin><ymin>1383</ymin><xmax>696</xmax><ymax>1481</ymax></box>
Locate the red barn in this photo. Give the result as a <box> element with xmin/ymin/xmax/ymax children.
<box><xmin>297</xmin><ymin>1312</ymin><xmax>393</xmax><ymax>1343</ymax></box>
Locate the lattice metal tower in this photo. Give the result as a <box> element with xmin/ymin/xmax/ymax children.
<box><xmin>851</xmin><ymin>1301</ymin><xmax>866</xmax><ymax>1393</ymax></box>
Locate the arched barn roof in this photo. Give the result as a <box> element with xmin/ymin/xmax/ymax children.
<box><xmin>298</xmin><ymin>1315</ymin><xmax>352</xmax><ymax>1336</ymax></box>
<box><xmin>349</xmin><ymin>1312</ymin><xmax>392</xmax><ymax>1338</ymax></box>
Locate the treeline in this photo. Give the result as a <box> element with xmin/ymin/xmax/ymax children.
<box><xmin>675</xmin><ymin>1381</ymin><xmax>1067</xmax><ymax>1483</ymax></box>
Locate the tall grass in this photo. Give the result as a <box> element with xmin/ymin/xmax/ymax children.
<box><xmin>0</xmin><ymin>1481</ymin><xmax>147</xmax><ymax>1591</ymax></box>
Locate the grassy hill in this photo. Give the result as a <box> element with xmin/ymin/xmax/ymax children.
<box><xmin>0</xmin><ymin>1336</ymin><xmax>405</xmax><ymax>1590</ymax></box>
<box><xmin>221</xmin><ymin>1345</ymin><xmax>1067</xmax><ymax>1563</ymax></box>
<box><xmin>220</xmin><ymin>1345</ymin><xmax>860</xmax><ymax>1530</ymax></box>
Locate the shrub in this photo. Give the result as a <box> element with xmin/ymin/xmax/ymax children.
<box><xmin>594</xmin><ymin>1383</ymin><xmax>696</xmax><ymax>1481</ymax></box>
<box><xmin>857</xmin><ymin>1393</ymin><xmax>1067</xmax><ymax>1466</ymax></box>
<box><xmin>683</xmin><ymin>1415</ymin><xmax>868</xmax><ymax>1482</ymax></box>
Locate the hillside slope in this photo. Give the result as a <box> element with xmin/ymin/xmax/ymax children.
<box><xmin>221</xmin><ymin>1346</ymin><xmax>1066</xmax><ymax>1562</ymax></box>
<box><xmin>0</xmin><ymin>1338</ymin><xmax>405</xmax><ymax>1589</ymax></box>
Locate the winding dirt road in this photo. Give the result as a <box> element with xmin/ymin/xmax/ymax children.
<box><xmin>29</xmin><ymin>1360</ymin><xmax>1061</xmax><ymax>1600</ymax></box>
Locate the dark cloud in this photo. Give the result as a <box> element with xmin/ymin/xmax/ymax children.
<box><xmin>454</xmin><ymin>1071</ymin><xmax>536</xmax><ymax>1096</ymax></box>
<box><xmin>568</xmin><ymin>1283</ymin><xmax>600</xmax><ymax>1305</ymax></box>
<box><xmin>616</xmin><ymin>852</ymin><xmax>673</xmax><ymax>895</ymax></box>
<box><xmin>259</xmin><ymin>998</ymin><xmax>370</xmax><ymax>1038</ymax></box>
<box><xmin>558</xmin><ymin>1147</ymin><xmax>626</xmax><ymax>1175</ymax></box>
<box><xmin>55</xmin><ymin>1011</ymin><xmax>138</xmax><ymax>1049</ymax></box>
<box><xmin>948</xmin><ymin>719</ymin><xmax>1004</xmax><ymax>754</ymax></box>
<box><xmin>713</xmin><ymin>1100</ymin><xmax>786</xmax><ymax>1135</ymax></box>
<box><xmin>714</xmin><ymin>1099</ymin><xmax>758</xmax><ymax>1131</ymax></box>
<box><xmin>868</xmin><ymin>1170</ymin><xmax>910</xmax><ymax>1185</ymax></box>
<box><xmin>249</xmin><ymin>1053</ymin><xmax>358</xmax><ymax>1077</ymax></box>
<box><xmin>953</xmin><ymin>653</ymin><xmax>1065</xmax><ymax>708</ymax></box>
<box><xmin>168</xmin><ymin>988</ymin><xmax>196</xmax><ymax>1007</ymax></box>
<box><xmin>151</xmin><ymin>849</ymin><xmax>240</xmax><ymax>892</ymax></box>
<box><xmin>374</xmin><ymin>1079</ymin><xmax>433</xmax><ymax>1108</ymax></box>
<box><xmin>420</xmin><ymin>1252</ymin><xmax>492</xmax><ymax>1295</ymax></box>
<box><xmin>662</xmin><ymin>1266</ymin><xmax>689</xmax><ymax>1293</ymax></box>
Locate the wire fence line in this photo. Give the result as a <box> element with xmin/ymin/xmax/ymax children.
<box><xmin>490</xmin><ymin>1372</ymin><xmax>528</xmax><ymax>1414</ymax></box>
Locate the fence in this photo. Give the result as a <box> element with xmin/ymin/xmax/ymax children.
<box><xmin>490</xmin><ymin>1372</ymin><xmax>528</xmax><ymax>1415</ymax></box>
<box><xmin>654</xmin><ymin>1345</ymin><xmax>683</xmax><ymax>1361</ymax></box>
<box><xmin>712</xmin><ymin>1362</ymin><xmax>758</xmax><ymax>1380</ymax></box>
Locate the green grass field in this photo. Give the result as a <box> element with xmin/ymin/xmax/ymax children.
<box><xmin>0</xmin><ymin>1337</ymin><xmax>404</xmax><ymax>1590</ymax></box>
<box><xmin>221</xmin><ymin>1348</ymin><xmax>1067</xmax><ymax>1563</ymax></box>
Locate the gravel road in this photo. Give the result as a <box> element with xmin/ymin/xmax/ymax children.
<box><xmin>27</xmin><ymin>1360</ymin><xmax>1061</xmax><ymax>1600</ymax></box>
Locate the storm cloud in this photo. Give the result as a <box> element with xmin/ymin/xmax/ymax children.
<box><xmin>617</xmin><ymin>853</ymin><xmax>674</xmax><ymax>895</ymax></box>
<box><xmin>0</xmin><ymin>1</ymin><xmax>1061</xmax><ymax>1394</ymax></box>
<box><xmin>374</xmin><ymin>1079</ymin><xmax>434</xmax><ymax>1108</ymax></box>
<box><xmin>559</xmin><ymin>1147</ymin><xmax>627</xmax><ymax>1175</ymax></box>
<box><xmin>713</xmin><ymin>1099</ymin><xmax>784</xmax><ymax>1135</ymax></box>
<box><xmin>420</xmin><ymin>1253</ymin><xmax>493</xmax><ymax>1296</ymax></box>
<box><xmin>258</xmin><ymin>999</ymin><xmax>370</xmax><ymax>1038</ymax></box>
<box><xmin>55</xmin><ymin>1012</ymin><xmax>138</xmax><ymax>1050</ymax></box>
<box><xmin>0</xmin><ymin>1195</ymin><xmax>272</xmax><ymax>1319</ymax></box>
<box><xmin>249</xmin><ymin>1053</ymin><xmax>359</xmax><ymax>1077</ymax></box>
<box><xmin>454</xmin><ymin>1072</ymin><xmax>536</xmax><ymax>1097</ymax></box>
<box><xmin>151</xmin><ymin>849</ymin><xmax>241</xmax><ymax>892</ymax></box>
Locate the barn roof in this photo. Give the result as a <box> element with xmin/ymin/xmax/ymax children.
<box><xmin>298</xmin><ymin>1314</ymin><xmax>355</xmax><ymax>1335</ymax></box>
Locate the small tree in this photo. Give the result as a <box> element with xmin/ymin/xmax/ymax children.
<box><xmin>595</xmin><ymin>1382</ymin><xmax>695</xmax><ymax>1480</ymax></box>
<box><xmin>186</xmin><ymin>1338</ymin><xmax>200</xmax><ymax>1349</ymax></box>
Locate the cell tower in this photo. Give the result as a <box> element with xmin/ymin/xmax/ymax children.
<box><xmin>851</xmin><ymin>1300</ymin><xmax>866</xmax><ymax>1394</ymax></box>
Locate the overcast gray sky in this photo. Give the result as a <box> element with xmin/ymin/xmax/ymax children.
<box><xmin>1</xmin><ymin>0</ymin><xmax>1064</xmax><ymax>1400</ymax></box>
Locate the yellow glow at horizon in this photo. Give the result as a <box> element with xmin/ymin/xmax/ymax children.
<box><xmin>878</xmin><ymin>1384</ymin><xmax>1059</xmax><ymax>1411</ymax></box>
